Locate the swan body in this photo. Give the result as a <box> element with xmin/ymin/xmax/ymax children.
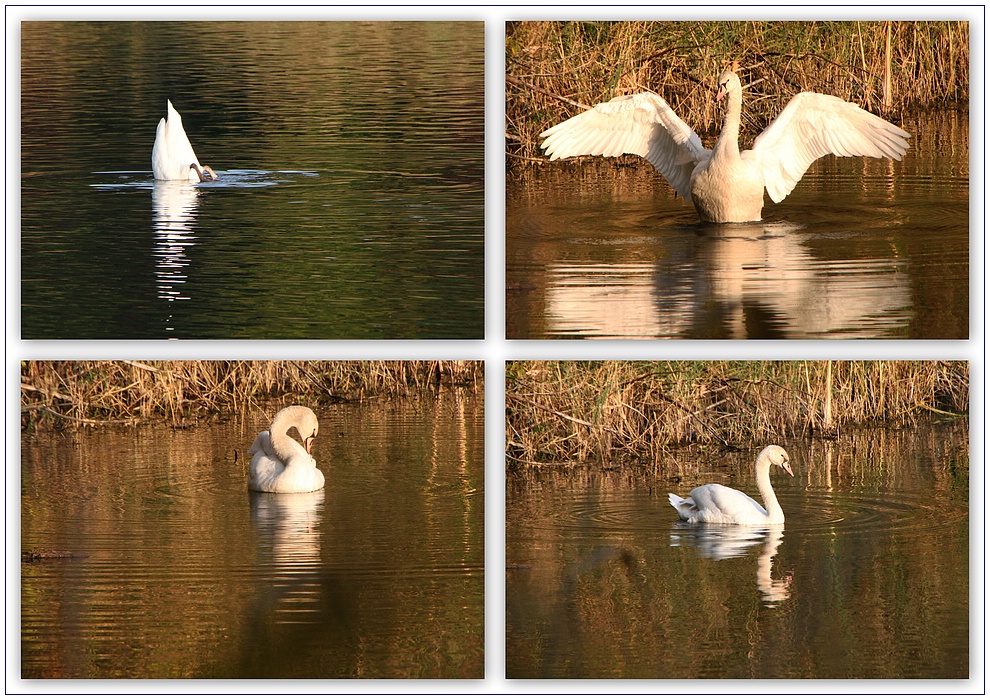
<box><xmin>668</xmin><ymin>445</ymin><xmax>793</xmax><ymax>524</ymax></box>
<box><xmin>248</xmin><ymin>406</ymin><xmax>325</xmax><ymax>493</ymax></box>
<box><xmin>540</xmin><ymin>70</ymin><xmax>910</xmax><ymax>223</ymax></box>
<box><xmin>152</xmin><ymin>100</ymin><xmax>217</xmax><ymax>182</ymax></box>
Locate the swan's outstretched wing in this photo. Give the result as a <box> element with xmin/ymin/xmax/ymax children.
<box><xmin>750</xmin><ymin>92</ymin><xmax>910</xmax><ymax>203</ymax></box>
<box><xmin>540</xmin><ymin>92</ymin><xmax>709</xmax><ymax>201</ymax></box>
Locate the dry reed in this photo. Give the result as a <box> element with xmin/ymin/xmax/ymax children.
<box><xmin>506</xmin><ymin>360</ymin><xmax>968</xmax><ymax>471</ymax></box>
<box><xmin>507</xmin><ymin>21</ymin><xmax>969</xmax><ymax>163</ymax></box>
<box><xmin>21</xmin><ymin>360</ymin><xmax>482</xmax><ymax>431</ymax></box>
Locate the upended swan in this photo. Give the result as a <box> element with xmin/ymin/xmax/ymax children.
<box><xmin>152</xmin><ymin>100</ymin><xmax>218</xmax><ymax>182</ymax></box>
<box><xmin>248</xmin><ymin>405</ymin><xmax>325</xmax><ymax>493</ymax></box>
<box><xmin>668</xmin><ymin>445</ymin><xmax>793</xmax><ymax>525</ymax></box>
<box><xmin>540</xmin><ymin>70</ymin><xmax>910</xmax><ymax>223</ymax></box>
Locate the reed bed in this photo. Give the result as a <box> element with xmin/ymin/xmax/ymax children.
<box><xmin>21</xmin><ymin>360</ymin><xmax>482</xmax><ymax>431</ymax></box>
<box><xmin>507</xmin><ymin>21</ymin><xmax>969</xmax><ymax>163</ymax></box>
<box><xmin>506</xmin><ymin>360</ymin><xmax>968</xmax><ymax>472</ymax></box>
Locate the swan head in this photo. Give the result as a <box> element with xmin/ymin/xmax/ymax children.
<box><xmin>761</xmin><ymin>444</ymin><xmax>793</xmax><ymax>476</ymax></box>
<box><xmin>271</xmin><ymin>405</ymin><xmax>319</xmax><ymax>455</ymax></box>
<box><xmin>715</xmin><ymin>70</ymin><xmax>742</xmax><ymax>102</ymax></box>
<box><xmin>301</xmin><ymin>421</ymin><xmax>318</xmax><ymax>454</ymax></box>
<box><xmin>191</xmin><ymin>163</ymin><xmax>218</xmax><ymax>182</ymax></box>
<box><xmin>293</xmin><ymin>407</ymin><xmax>319</xmax><ymax>455</ymax></box>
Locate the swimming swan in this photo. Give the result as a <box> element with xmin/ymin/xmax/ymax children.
<box><xmin>540</xmin><ymin>70</ymin><xmax>910</xmax><ymax>223</ymax></box>
<box><xmin>668</xmin><ymin>445</ymin><xmax>793</xmax><ymax>524</ymax></box>
<box><xmin>248</xmin><ymin>406</ymin><xmax>325</xmax><ymax>493</ymax></box>
<box><xmin>152</xmin><ymin>100</ymin><xmax>218</xmax><ymax>182</ymax></box>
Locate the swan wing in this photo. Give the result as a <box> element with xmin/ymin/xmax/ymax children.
<box><xmin>248</xmin><ymin>430</ymin><xmax>283</xmax><ymax>491</ymax></box>
<box><xmin>249</xmin><ymin>450</ymin><xmax>284</xmax><ymax>491</ymax></box>
<box><xmin>688</xmin><ymin>483</ymin><xmax>768</xmax><ymax>524</ymax></box>
<box><xmin>250</xmin><ymin>452</ymin><xmax>323</xmax><ymax>492</ymax></box>
<box><xmin>750</xmin><ymin>92</ymin><xmax>910</xmax><ymax>203</ymax></box>
<box><xmin>540</xmin><ymin>92</ymin><xmax>709</xmax><ymax>201</ymax></box>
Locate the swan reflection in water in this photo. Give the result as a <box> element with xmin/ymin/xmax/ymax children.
<box><xmin>151</xmin><ymin>181</ymin><xmax>201</xmax><ymax>333</ymax></box>
<box><xmin>231</xmin><ymin>490</ymin><xmax>358</xmax><ymax>676</ymax></box>
<box><xmin>545</xmin><ymin>220</ymin><xmax>910</xmax><ymax>339</ymax></box>
<box><xmin>250</xmin><ymin>490</ymin><xmax>324</xmax><ymax>569</ymax></box>
<box><xmin>248</xmin><ymin>490</ymin><xmax>325</xmax><ymax>624</ymax></box>
<box><xmin>670</xmin><ymin>523</ymin><xmax>791</xmax><ymax>607</ymax></box>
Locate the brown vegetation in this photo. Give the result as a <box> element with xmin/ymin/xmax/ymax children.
<box><xmin>21</xmin><ymin>360</ymin><xmax>482</xmax><ymax>431</ymax></box>
<box><xmin>507</xmin><ymin>21</ymin><xmax>969</xmax><ymax>163</ymax></box>
<box><xmin>505</xmin><ymin>360</ymin><xmax>968</xmax><ymax>471</ymax></box>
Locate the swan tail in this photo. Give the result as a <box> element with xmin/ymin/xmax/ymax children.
<box><xmin>668</xmin><ymin>493</ymin><xmax>697</xmax><ymax>521</ymax></box>
<box><xmin>248</xmin><ymin>430</ymin><xmax>272</xmax><ymax>457</ymax></box>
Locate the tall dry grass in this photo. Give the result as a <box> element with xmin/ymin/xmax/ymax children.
<box><xmin>506</xmin><ymin>360</ymin><xmax>968</xmax><ymax>471</ymax></box>
<box><xmin>507</xmin><ymin>21</ymin><xmax>969</xmax><ymax>162</ymax></box>
<box><xmin>21</xmin><ymin>360</ymin><xmax>482</xmax><ymax>431</ymax></box>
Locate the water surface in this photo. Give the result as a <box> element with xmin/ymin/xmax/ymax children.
<box><xmin>21</xmin><ymin>21</ymin><xmax>484</xmax><ymax>339</ymax></box>
<box><xmin>22</xmin><ymin>395</ymin><xmax>484</xmax><ymax>678</ymax></box>
<box><xmin>505</xmin><ymin>423</ymin><xmax>969</xmax><ymax>678</ymax></box>
<box><xmin>506</xmin><ymin>113</ymin><xmax>968</xmax><ymax>339</ymax></box>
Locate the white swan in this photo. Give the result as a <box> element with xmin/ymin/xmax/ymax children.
<box><xmin>248</xmin><ymin>405</ymin><xmax>325</xmax><ymax>493</ymax></box>
<box><xmin>152</xmin><ymin>100</ymin><xmax>217</xmax><ymax>182</ymax></box>
<box><xmin>540</xmin><ymin>70</ymin><xmax>910</xmax><ymax>223</ymax></box>
<box><xmin>668</xmin><ymin>445</ymin><xmax>793</xmax><ymax>524</ymax></box>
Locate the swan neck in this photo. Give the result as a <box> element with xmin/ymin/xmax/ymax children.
<box><xmin>716</xmin><ymin>89</ymin><xmax>743</xmax><ymax>156</ymax></box>
<box><xmin>755</xmin><ymin>454</ymin><xmax>783</xmax><ymax>521</ymax></box>
<box><xmin>269</xmin><ymin>411</ymin><xmax>305</xmax><ymax>464</ymax></box>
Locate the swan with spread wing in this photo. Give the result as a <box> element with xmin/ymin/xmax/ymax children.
<box><xmin>540</xmin><ymin>70</ymin><xmax>910</xmax><ymax>223</ymax></box>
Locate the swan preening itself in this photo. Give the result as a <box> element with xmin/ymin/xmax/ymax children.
<box><xmin>248</xmin><ymin>406</ymin><xmax>325</xmax><ymax>493</ymax></box>
<box><xmin>152</xmin><ymin>100</ymin><xmax>218</xmax><ymax>182</ymax></box>
<box><xmin>668</xmin><ymin>445</ymin><xmax>793</xmax><ymax>525</ymax></box>
<box><xmin>540</xmin><ymin>70</ymin><xmax>910</xmax><ymax>223</ymax></box>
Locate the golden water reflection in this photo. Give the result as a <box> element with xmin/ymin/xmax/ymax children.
<box><xmin>506</xmin><ymin>423</ymin><xmax>969</xmax><ymax>678</ymax></box>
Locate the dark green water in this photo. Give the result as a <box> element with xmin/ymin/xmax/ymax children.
<box><xmin>21</xmin><ymin>21</ymin><xmax>484</xmax><ymax>339</ymax></box>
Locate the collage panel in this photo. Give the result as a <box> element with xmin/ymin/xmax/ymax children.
<box><xmin>20</xmin><ymin>360</ymin><xmax>484</xmax><ymax>678</ymax></box>
<box><xmin>506</xmin><ymin>21</ymin><xmax>969</xmax><ymax>340</ymax></box>
<box><xmin>505</xmin><ymin>360</ymin><xmax>970</xmax><ymax>679</ymax></box>
<box><xmin>20</xmin><ymin>20</ymin><xmax>485</xmax><ymax>340</ymax></box>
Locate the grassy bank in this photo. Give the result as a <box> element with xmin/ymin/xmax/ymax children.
<box><xmin>507</xmin><ymin>20</ymin><xmax>969</xmax><ymax>163</ymax></box>
<box><xmin>21</xmin><ymin>360</ymin><xmax>482</xmax><ymax>431</ymax></box>
<box><xmin>506</xmin><ymin>360</ymin><xmax>968</xmax><ymax>470</ymax></box>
